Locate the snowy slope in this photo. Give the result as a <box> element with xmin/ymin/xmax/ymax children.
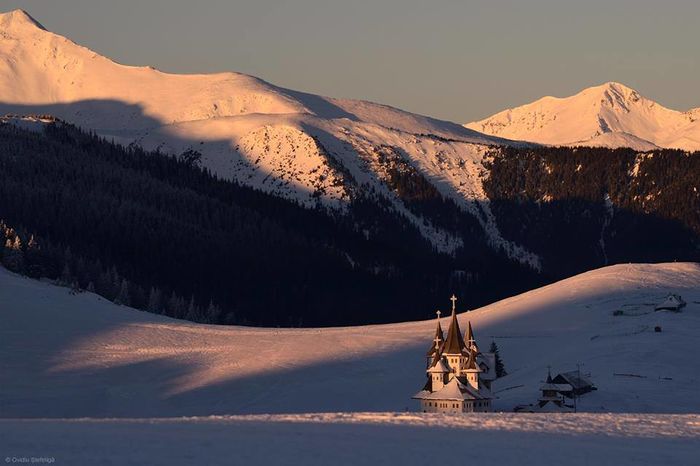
<box><xmin>3</xmin><ymin>414</ymin><xmax>699</xmax><ymax>466</ymax></box>
<box><xmin>2</xmin><ymin>262</ymin><xmax>699</xmax><ymax>418</ymax></box>
<box><xmin>466</xmin><ymin>82</ymin><xmax>700</xmax><ymax>151</ymax></box>
<box><xmin>0</xmin><ymin>9</ymin><xmax>534</xmax><ymax>261</ymax></box>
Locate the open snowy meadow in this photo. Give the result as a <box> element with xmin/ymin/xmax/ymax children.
<box><xmin>2</xmin><ymin>262</ymin><xmax>700</xmax><ymax>464</ymax></box>
<box><xmin>3</xmin><ymin>413</ymin><xmax>699</xmax><ymax>465</ymax></box>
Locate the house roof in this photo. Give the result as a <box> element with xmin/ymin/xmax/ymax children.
<box><xmin>412</xmin><ymin>390</ymin><xmax>431</xmax><ymax>399</ymax></box>
<box><xmin>655</xmin><ymin>294</ymin><xmax>686</xmax><ymax>311</ymax></box>
<box><xmin>532</xmin><ymin>400</ymin><xmax>574</xmax><ymax>413</ymax></box>
<box><xmin>478</xmin><ymin>353</ymin><xmax>496</xmax><ymax>381</ymax></box>
<box><xmin>552</xmin><ymin>371</ymin><xmax>594</xmax><ymax>390</ymax></box>
<box><xmin>428</xmin><ymin>357</ymin><xmax>450</xmax><ymax>373</ymax></box>
<box><xmin>414</xmin><ymin>377</ymin><xmax>491</xmax><ymax>401</ymax></box>
<box><xmin>540</xmin><ymin>382</ymin><xmax>573</xmax><ymax>392</ymax></box>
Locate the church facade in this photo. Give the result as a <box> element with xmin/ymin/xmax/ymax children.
<box><xmin>413</xmin><ymin>296</ymin><xmax>496</xmax><ymax>413</ymax></box>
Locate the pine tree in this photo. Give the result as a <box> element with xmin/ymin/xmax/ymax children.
<box><xmin>167</xmin><ymin>291</ymin><xmax>185</xmax><ymax>318</ymax></box>
<box><xmin>97</xmin><ymin>270</ymin><xmax>113</xmax><ymax>299</ymax></box>
<box><xmin>114</xmin><ymin>278</ymin><xmax>130</xmax><ymax>306</ymax></box>
<box><xmin>185</xmin><ymin>296</ymin><xmax>198</xmax><ymax>321</ymax></box>
<box><xmin>25</xmin><ymin>235</ymin><xmax>43</xmax><ymax>278</ymax></box>
<box><xmin>206</xmin><ymin>300</ymin><xmax>222</xmax><ymax>324</ymax></box>
<box><xmin>489</xmin><ymin>340</ymin><xmax>507</xmax><ymax>378</ymax></box>
<box><xmin>2</xmin><ymin>235</ymin><xmax>25</xmax><ymax>273</ymax></box>
<box><xmin>59</xmin><ymin>263</ymin><xmax>73</xmax><ymax>286</ymax></box>
<box><xmin>147</xmin><ymin>287</ymin><xmax>162</xmax><ymax>313</ymax></box>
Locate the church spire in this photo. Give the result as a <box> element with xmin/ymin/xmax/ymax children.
<box><xmin>465</xmin><ymin>321</ymin><xmax>479</xmax><ymax>354</ymax></box>
<box><xmin>442</xmin><ymin>295</ymin><xmax>466</xmax><ymax>355</ymax></box>
<box><xmin>426</xmin><ymin>310</ymin><xmax>445</xmax><ymax>357</ymax></box>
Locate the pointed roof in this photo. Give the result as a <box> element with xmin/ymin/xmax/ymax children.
<box><xmin>428</xmin><ymin>357</ymin><xmax>450</xmax><ymax>374</ymax></box>
<box><xmin>426</xmin><ymin>316</ymin><xmax>445</xmax><ymax>357</ymax></box>
<box><xmin>415</xmin><ymin>377</ymin><xmax>491</xmax><ymax>401</ymax></box>
<box><xmin>442</xmin><ymin>308</ymin><xmax>466</xmax><ymax>354</ymax></box>
<box><xmin>464</xmin><ymin>348</ymin><xmax>481</xmax><ymax>372</ymax></box>
<box><xmin>464</xmin><ymin>321</ymin><xmax>479</xmax><ymax>354</ymax></box>
<box><xmin>465</xmin><ymin>321</ymin><xmax>473</xmax><ymax>341</ymax></box>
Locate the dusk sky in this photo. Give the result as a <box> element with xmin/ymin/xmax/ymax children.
<box><xmin>2</xmin><ymin>0</ymin><xmax>698</xmax><ymax>122</ymax></box>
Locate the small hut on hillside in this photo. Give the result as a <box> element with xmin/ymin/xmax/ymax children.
<box><xmin>516</xmin><ymin>369</ymin><xmax>574</xmax><ymax>413</ymax></box>
<box><xmin>551</xmin><ymin>370</ymin><xmax>596</xmax><ymax>398</ymax></box>
<box><xmin>655</xmin><ymin>294</ymin><xmax>686</xmax><ymax>311</ymax></box>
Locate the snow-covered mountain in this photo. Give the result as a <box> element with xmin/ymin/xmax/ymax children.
<box><xmin>466</xmin><ymin>82</ymin><xmax>700</xmax><ymax>151</ymax></box>
<box><xmin>2</xmin><ymin>262</ymin><xmax>699</xmax><ymax>417</ymax></box>
<box><xmin>0</xmin><ymin>9</ymin><xmax>540</xmax><ymax>264</ymax></box>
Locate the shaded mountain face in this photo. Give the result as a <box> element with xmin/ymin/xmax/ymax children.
<box><xmin>466</xmin><ymin>82</ymin><xmax>700</xmax><ymax>151</ymax></box>
<box><xmin>0</xmin><ymin>10</ymin><xmax>698</xmax><ymax>326</ymax></box>
<box><xmin>482</xmin><ymin>146</ymin><xmax>700</xmax><ymax>277</ymax></box>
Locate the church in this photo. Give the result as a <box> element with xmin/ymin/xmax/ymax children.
<box><xmin>413</xmin><ymin>296</ymin><xmax>496</xmax><ymax>413</ymax></box>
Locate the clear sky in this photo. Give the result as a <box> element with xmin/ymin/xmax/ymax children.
<box><xmin>1</xmin><ymin>0</ymin><xmax>698</xmax><ymax>122</ymax></box>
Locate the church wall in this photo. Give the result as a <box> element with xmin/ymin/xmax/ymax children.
<box><xmin>420</xmin><ymin>400</ymin><xmax>463</xmax><ymax>414</ymax></box>
<box><xmin>420</xmin><ymin>399</ymin><xmax>492</xmax><ymax>413</ymax></box>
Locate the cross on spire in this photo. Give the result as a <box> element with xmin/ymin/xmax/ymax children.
<box><xmin>450</xmin><ymin>294</ymin><xmax>457</xmax><ymax>313</ymax></box>
<box><xmin>436</xmin><ymin>310</ymin><xmax>441</xmax><ymax>320</ymax></box>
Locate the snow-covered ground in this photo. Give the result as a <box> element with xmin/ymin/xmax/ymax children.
<box><xmin>2</xmin><ymin>262</ymin><xmax>700</xmax><ymax>463</ymax></box>
<box><xmin>2</xmin><ymin>413</ymin><xmax>699</xmax><ymax>466</ymax></box>
<box><xmin>2</xmin><ymin>262</ymin><xmax>699</xmax><ymax>418</ymax></box>
<box><xmin>466</xmin><ymin>82</ymin><xmax>700</xmax><ymax>151</ymax></box>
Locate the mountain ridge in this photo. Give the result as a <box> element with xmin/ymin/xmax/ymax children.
<box><xmin>0</xmin><ymin>9</ymin><xmax>534</xmax><ymax>265</ymax></box>
<box><xmin>466</xmin><ymin>82</ymin><xmax>700</xmax><ymax>151</ymax></box>
<box><xmin>1</xmin><ymin>9</ymin><xmax>699</xmax><ymax>289</ymax></box>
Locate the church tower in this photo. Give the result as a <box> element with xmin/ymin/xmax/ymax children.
<box><xmin>441</xmin><ymin>295</ymin><xmax>468</xmax><ymax>378</ymax></box>
<box><xmin>463</xmin><ymin>346</ymin><xmax>482</xmax><ymax>390</ymax></box>
<box><xmin>425</xmin><ymin>310</ymin><xmax>444</xmax><ymax>369</ymax></box>
<box><xmin>427</xmin><ymin>355</ymin><xmax>450</xmax><ymax>391</ymax></box>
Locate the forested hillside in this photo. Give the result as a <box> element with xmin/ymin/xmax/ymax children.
<box><xmin>484</xmin><ymin>146</ymin><xmax>700</xmax><ymax>276</ymax></box>
<box><xmin>2</xmin><ymin>122</ymin><xmax>698</xmax><ymax>326</ymax></box>
<box><xmin>0</xmin><ymin>122</ymin><xmax>532</xmax><ymax>326</ymax></box>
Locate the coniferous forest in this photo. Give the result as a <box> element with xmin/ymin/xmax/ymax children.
<box><xmin>483</xmin><ymin>146</ymin><xmax>700</xmax><ymax>277</ymax></box>
<box><xmin>1</xmin><ymin>121</ymin><xmax>698</xmax><ymax>326</ymax></box>
<box><xmin>0</xmin><ymin>122</ymin><xmax>533</xmax><ymax>326</ymax></box>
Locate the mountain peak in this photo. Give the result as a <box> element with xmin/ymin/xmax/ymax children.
<box><xmin>589</xmin><ymin>81</ymin><xmax>641</xmax><ymax>103</ymax></box>
<box><xmin>597</xmin><ymin>81</ymin><xmax>634</xmax><ymax>92</ymax></box>
<box><xmin>465</xmin><ymin>82</ymin><xmax>700</xmax><ymax>151</ymax></box>
<box><xmin>0</xmin><ymin>9</ymin><xmax>46</xmax><ymax>31</ymax></box>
